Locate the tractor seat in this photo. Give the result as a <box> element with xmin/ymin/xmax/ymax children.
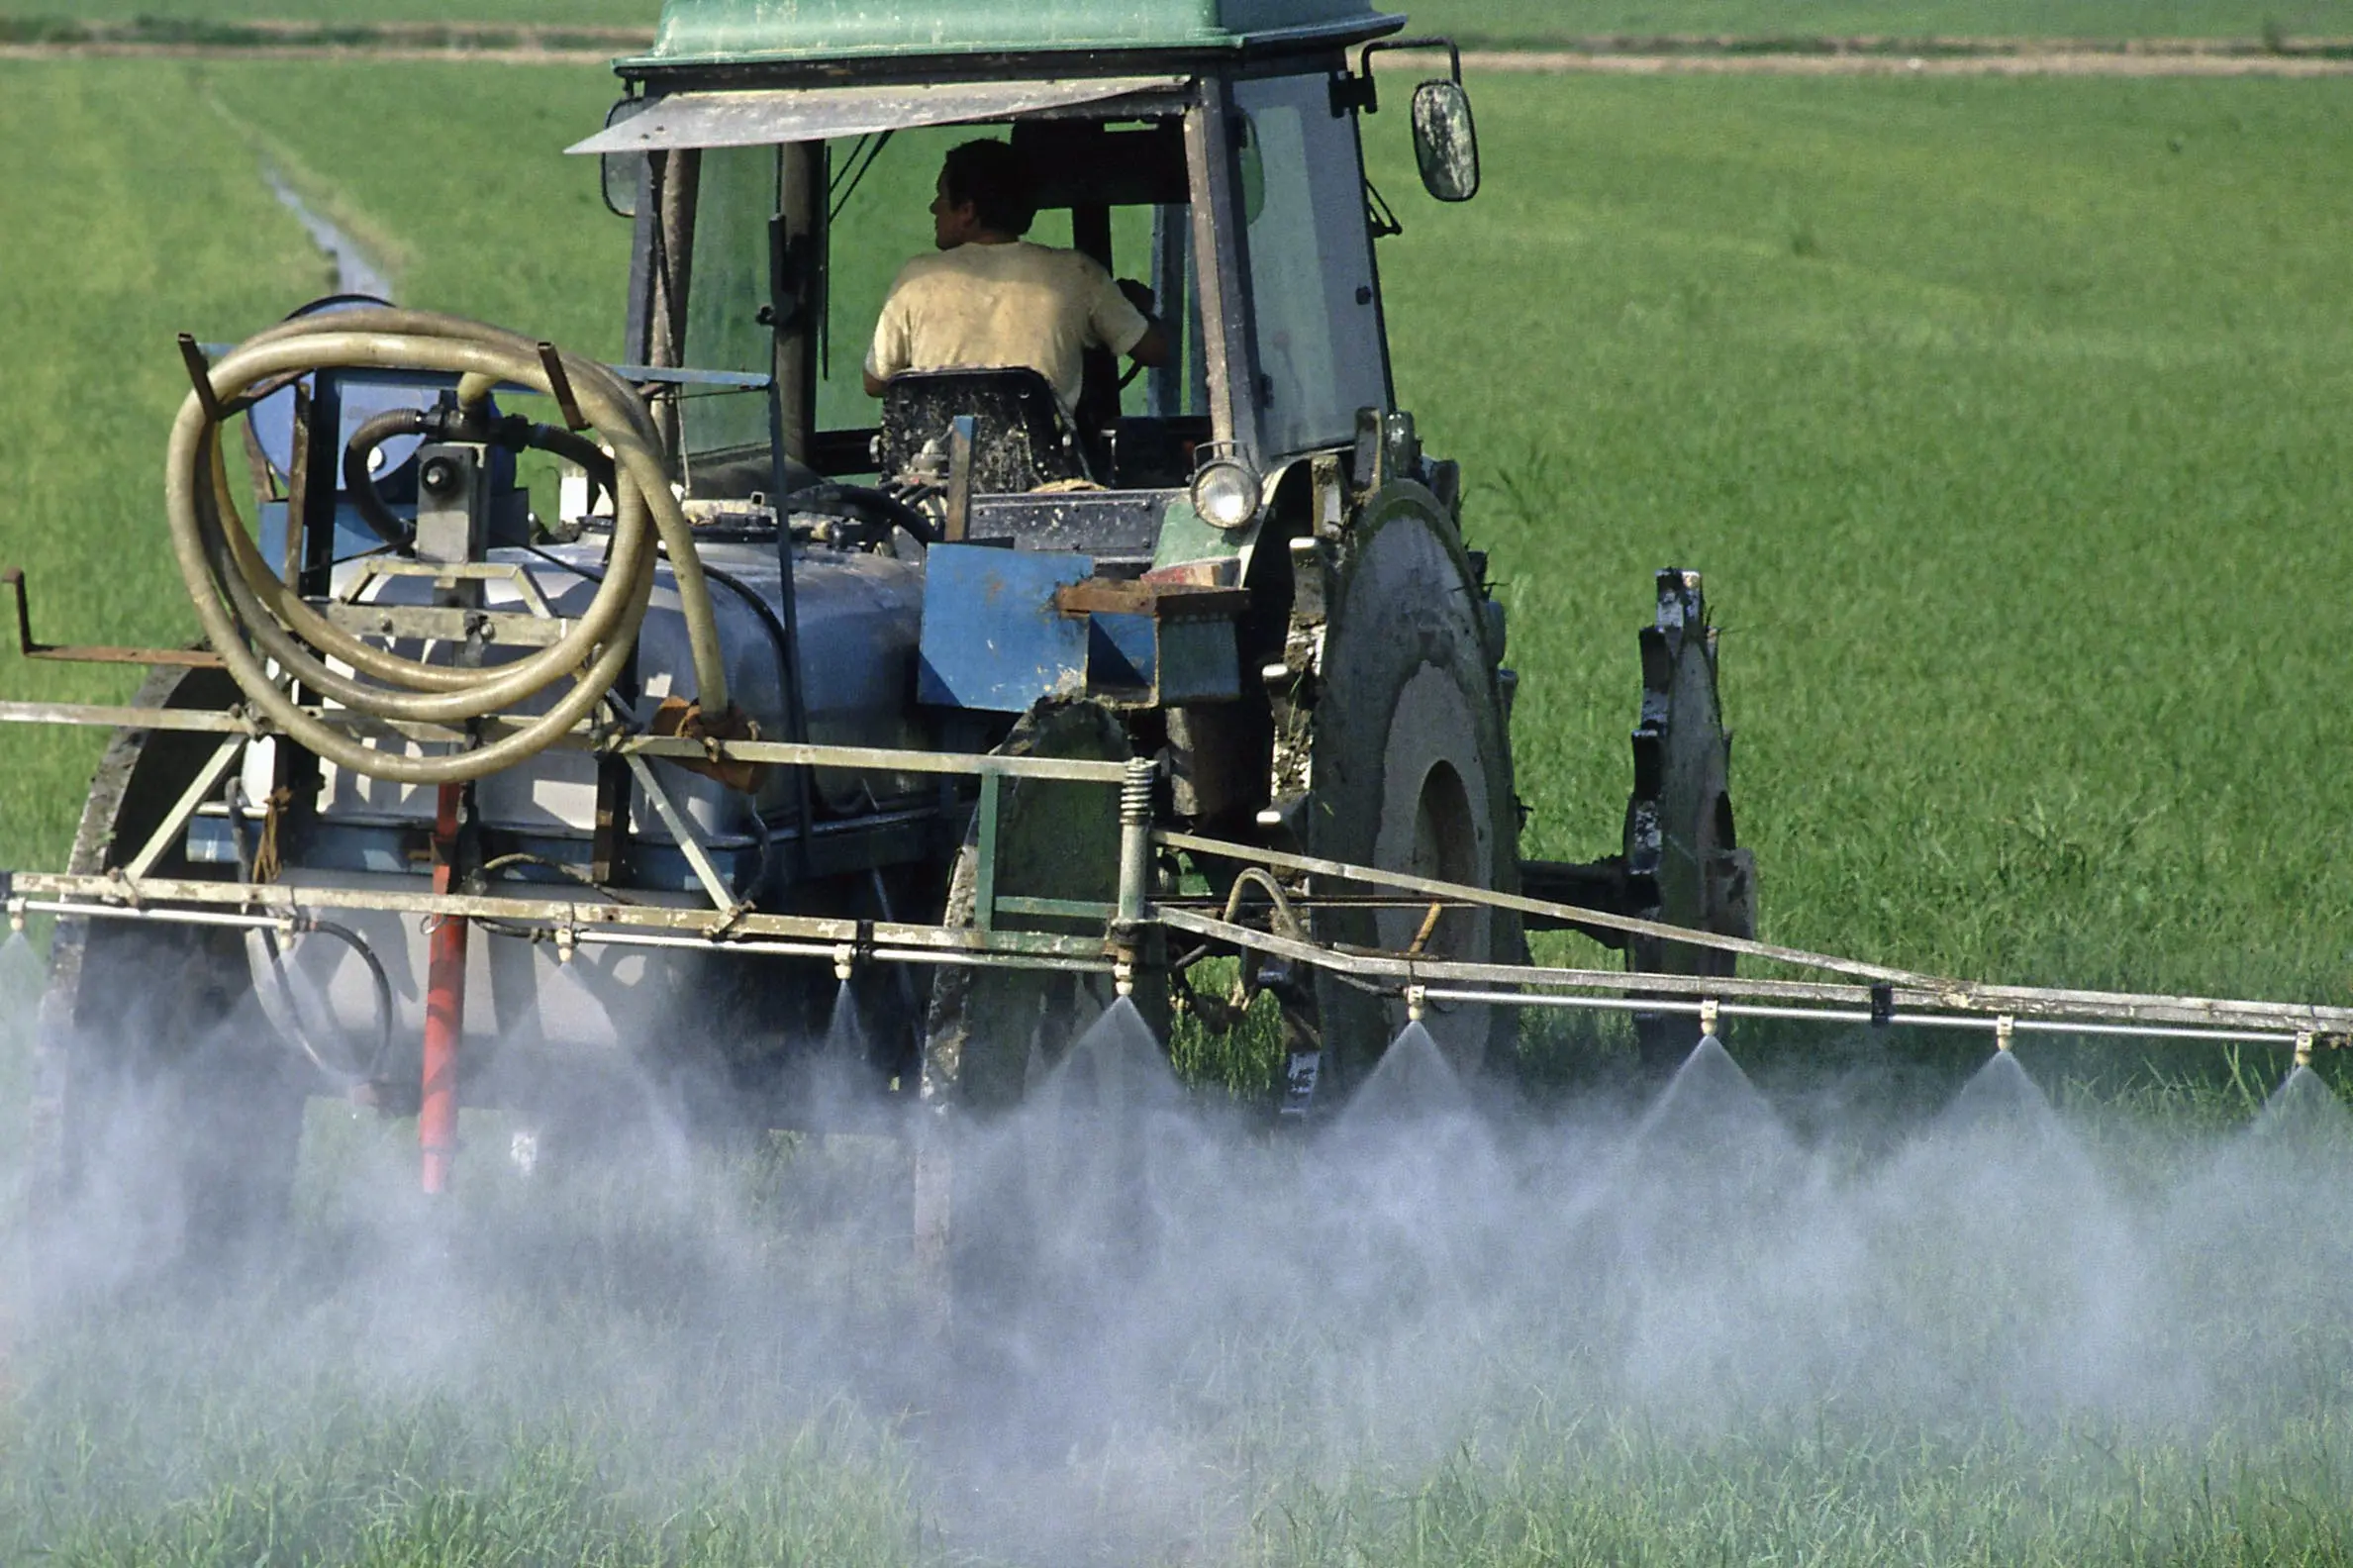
<box><xmin>876</xmin><ymin>368</ymin><xmax>1097</xmax><ymax>495</ymax></box>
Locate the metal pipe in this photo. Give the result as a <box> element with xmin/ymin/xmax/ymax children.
<box><xmin>1155</xmin><ymin>904</ymin><xmax>2353</xmax><ymax>1035</ymax></box>
<box><xmin>1419</xmin><ymin>988</ymin><xmax>2327</xmax><ymax>1047</ymax></box>
<box><xmin>0</xmin><ymin>700</ymin><xmax>1135</xmax><ymax>784</ymax></box>
<box><xmin>1160</xmin><ymin>828</ymin><xmax>1922</xmax><ymax>986</ymax></box>
<box><xmin>420</xmin><ymin>784</ymin><xmax>467</xmax><ymax>1194</ymax></box>
<box><xmin>546</xmin><ymin>927</ymin><xmax>1114</xmax><ymax>975</ymax></box>
<box><xmin>14</xmin><ymin>872</ymin><xmax>1109</xmax><ymax>959</ymax></box>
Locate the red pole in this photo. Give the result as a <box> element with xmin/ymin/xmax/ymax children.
<box><xmin>421</xmin><ymin>782</ymin><xmax>466</xmax><ymax>1194</ymax></box>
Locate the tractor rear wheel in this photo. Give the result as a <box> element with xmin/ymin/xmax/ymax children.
<box><xmin>1298</xmin><ymin>485</ymin><xmax>1523</xmax><ymax>1101</ymax></box>
<box><xmin>27</xmin><ymin>665</ymin><xmax>312</xmax><ymax>1274</ymax></box>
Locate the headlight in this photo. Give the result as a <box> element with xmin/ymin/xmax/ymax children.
<box><xmin>1189</xmin><ymin>452</ymin><xmax>1262</xmax><ymax>532</ymax></box>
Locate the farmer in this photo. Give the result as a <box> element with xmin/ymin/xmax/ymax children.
<box><xmin>863</xmin><ymin>138</ymin><xmax>1169</xmax><ymax>417</ymax></box>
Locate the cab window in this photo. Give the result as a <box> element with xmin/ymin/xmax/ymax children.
<box><xmin>1231</xmin><ymin>73</ymin><xmax>1388</xmax><ymax>457</ymax></box>
<box><xmin>819</xmin><ymin>119</ymin><xmax>1205</xmax><ymax>466</ymax></box>
<box><xmin>681</xmin><ymin>144</ymin><xmax>779</xmax><ymax>458</ymax></box>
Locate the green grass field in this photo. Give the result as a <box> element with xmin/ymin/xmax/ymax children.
<box><xmin>2</xmin><ymin>0</ymin><xmax>2350</xmax><ymax>41</ymax></box>
<box><xmin>5</xmin><ymin>51</ymin><xmax>2353</xmax><ymax>1568</ymax></box>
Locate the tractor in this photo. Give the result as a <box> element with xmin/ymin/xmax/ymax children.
<box><xmin>7</xmin><ymin>0</ymin><xmax>2332</xmax><ymax>1310</ymax></box>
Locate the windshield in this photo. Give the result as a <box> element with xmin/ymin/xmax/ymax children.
<box><xmin>819</xmin><ymin>122</ymin><xmax>1206</xmax><ymax>436</ymax></box>
<box><xmin>670</xmin><ymin>115</ymin><xmax>1208</xmax><ymax>480</ymax></box>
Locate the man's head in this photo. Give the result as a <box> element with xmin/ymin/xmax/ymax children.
<box><xmin>932</xmin><ymin>139</ymin><xmax>1037</xmax><ymax>248</ymax></box>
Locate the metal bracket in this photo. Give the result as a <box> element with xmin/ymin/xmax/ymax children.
<box><xmin>177</xmin><ymin>333</ymin><xmax>226</xmax><ymax>423</ymax></box>
<box><xmin>1339</xmin><ymin>36</ymin><xmax>1466</xmax><ymax>116</ymax></box>
<box><xmin>537</xmin><ymin>342</ymin><xmax>589</xmax><ymax>432</ymax></box>
<box><xmin>122</xmin><ymin>735</ymin><xmax>248</xmax><ymax>885</ymax></box>
<box><xmin>621</xmin><ymin>749</ymin><xmax>741</xmax><ymax>917</ymax></box>
<box><xmin>943</xmin><ymin>414</ymin><xmax>976</xmax><ymax>543</ymax></box>
<box><xmin>4</xmin><ymin>567</ymin><xmax>225</xmax><ymax>669</ymax></box>
<box><xmin>973</xmin><ymin>770</ymin><xmax>1002</xmax><ymax>931</ymax></box>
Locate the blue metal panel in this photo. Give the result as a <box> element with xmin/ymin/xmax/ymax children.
<box><xmin>918</xmin><ymin>543</ymin><xmax>1094</xmax><ymax>713</ymax></box>
<box><xmin>1154</xmin><ymin>616</ymin><xmax>1242</xmax><ymax>703</ymax></box>
<box><xmin>1088</xmin><ymin>612</ymin><xmax>1158</xmax><ymax>691</ymax></box>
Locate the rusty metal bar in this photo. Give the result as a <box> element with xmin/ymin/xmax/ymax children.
<box><xmin>176</xmin><ymin>333</ymin><xmax>226</xmax><ymax>423</ymax></box>
<box><xmin>537</xmin><ymin>341</ymin><xmax>588</xmax><ymax>431</ymax></box>
<box><xmin>2</xmin><ymin>571</ymin><xmax>226</xmax><ymax>670</ymax></box>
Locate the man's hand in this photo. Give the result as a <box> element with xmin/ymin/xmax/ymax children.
<box><xmin>1117</xmin><ymin>278</ymin><xmax>1173</xmax><ymax>369</ymax></box>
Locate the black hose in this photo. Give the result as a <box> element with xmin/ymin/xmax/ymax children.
<box><xmin>519</xmin><ymin>421</ymin><xmax>618</xmax><ymax>509</ymax></box>
<box><xmin>343</xmin><ymin>408</ymin><xmax>621</xmax><ymax>553</ymax></box>
<box><xmin>223</xmin><ymin>776</ymin><xmax>397</xmax><ymax>1082</ymax></box>
<box><xmin>791</xmin><ymin>482</ymin><xmax>938</xmax><ymax>547</ymax></box>
<box><xmin>300</xmin><ymin>918</ymin><xmax>398</xmax><ymax>1081</ymax></box>
<box><xmin>343</xmin><ymin>407</ymin><xmax>427</xmax><ymax>550</ymax></box>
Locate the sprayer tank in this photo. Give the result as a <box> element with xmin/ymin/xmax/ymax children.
<box><xmin>238</xmin><ymin>538</ymin><xmax>930</xmax><ymax>848</ymax></box>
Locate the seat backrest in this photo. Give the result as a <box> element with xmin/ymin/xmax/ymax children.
<box><xmin>876</xmin><ymin>368</ymin><xmax>1092</xmax><ymax>494</ymax></box>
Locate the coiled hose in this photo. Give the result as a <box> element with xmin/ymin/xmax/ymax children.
<box><xmin>164</xmin><ymin>307</ymin><xmax>732</xmax><ymax>786</ymax></box>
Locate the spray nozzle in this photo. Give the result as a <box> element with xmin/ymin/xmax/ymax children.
<box><xmin>833</xmin><ymin>943</ymin><xmax>855</xmax><ymax>983</ymax></box>
<box><xmin>1699</xmin><ymin>998</ymin><xmax>1720</xmax><ymax>1041</ymax></box>
<box><xmin>2296</xmin><ymin>1031</ymin><xmax>2315</xmax><ymax>1070</ymax></box>
<box><xmin>6</xmin><ymin>898</ymin><xmax>24</xmax><ymax>935</ymax></box>
<box><xmin>554</xmin><ymin>925</ymin><xmax>577</xmax><ymax>966</ymax></box>
<box><xmin>1996</xmin><ymin>1014</ymin><xmax>2015</xmax><ymax>1052</ymax></box>
<box><xmin>1405</xmin><ymin>984</ymin><xmax>1426</xmax><ymax>1024</ymax></box>
<box><xmin>1115</xmin><ymin>956</ymin><xmax>1135</xmax><ymax>1000</ymax></box>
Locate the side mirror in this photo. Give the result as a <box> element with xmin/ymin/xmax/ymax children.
<box><xmin>1411</xmin><ymin>80</ymin><xmax>1480</xmax><ymax>203</ymax></box>
<box><xmin>600</xmin><ymin>98</ymin><xmax>650</xmax><ymax>219</ymax></box>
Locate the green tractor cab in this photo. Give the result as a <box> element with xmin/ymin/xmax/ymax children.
<box><xmin>565</xmin><ymin>0</ymin><xmax>1715</xmax><ymax>1094</ymax></box>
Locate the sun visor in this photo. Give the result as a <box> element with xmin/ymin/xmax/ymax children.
<box><xmin>567</xmin><ymin>76</ymin><xmax>1188</xmax><ymax>155</ymax></box>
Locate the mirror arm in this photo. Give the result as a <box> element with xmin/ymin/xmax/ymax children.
<box><xmin>1341</xmin><ymin>35</ymin><xmax>1465</xmax><ymax>116</ymax></box>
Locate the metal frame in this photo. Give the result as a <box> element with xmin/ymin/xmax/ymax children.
<box><xmin>5</xmin><ymin>698</ymin><xmax>2349</xmax><ymax>1050</ymax></box>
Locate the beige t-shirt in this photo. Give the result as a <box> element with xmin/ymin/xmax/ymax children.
<box><xmin>865</xmin><ymin>241</ymin><xmax>1149</xmax><ymax>414</ymax></box>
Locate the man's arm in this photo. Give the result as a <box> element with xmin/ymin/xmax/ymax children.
<box><xmin>863</xmin><ymin>367</ymin><xmax>891</xmax><ymax>398</ymax></box>
<box><xmin>1128</xmin><ymin>321</ymin><xmax>1172</xmax><ymax>369</ymax></box>
<box><xmin>1101</xmin><ymin>274</ymin><xmax>1176</xmax><ymax>371</ymax></box>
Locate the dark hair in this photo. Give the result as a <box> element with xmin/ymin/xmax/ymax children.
<box><xmin>939</xmin><ymin>139</ymin><xmax>1038</xmax><ymax>238</ymax></box>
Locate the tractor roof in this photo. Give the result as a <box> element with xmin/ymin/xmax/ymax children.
<box><xmin>627</xmin><ymin>0</ymin><xmax>1404</xmax><ymax>72</ymax></box>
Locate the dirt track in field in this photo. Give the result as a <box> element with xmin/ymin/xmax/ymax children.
<box><xmin>1</xmin><ymin>20</ymin><xmax>2350</xmax><ymax>73</ymax></box>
